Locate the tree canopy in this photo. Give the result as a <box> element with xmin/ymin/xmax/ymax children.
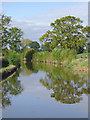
<box><xmin>39</xmin><ymin>16</ymin><xmax>88</xmax><ymax>53</ymax></box>
<box><xmin>0</xmin><ymin>14</ymin><xmax>23</xmax><ymax>52</ymax></box>
<box><xmin>29</xmin><ymin>41</ymin><xmax>40</xmax><ymax>50</ymax></box>
<box><xmin>21</xmin><ymin>38</ymin><xmax>32</xmax><ymax>51</ymax></box>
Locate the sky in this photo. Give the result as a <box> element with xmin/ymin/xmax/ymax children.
<box><xmin>1</xmin><ymin>2</ymin><xmax>88</xmax><ymax>42</ymax></box>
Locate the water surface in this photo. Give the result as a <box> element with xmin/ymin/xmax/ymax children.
<box><xmin>2</xmin><ymin>62</ymin><xmax>88</xmax><ymax>118</ymax></box>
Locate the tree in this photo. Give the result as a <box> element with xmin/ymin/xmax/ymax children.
<box><xmin>0</xmin><ymin>14</ymin><xmax>23</xmax><ymax>52</ymax></box>
<box><xmin>41</xmin><ymin>44</ymin><xmax>51</xmax><ymax>51</ymax></box>
<box><xmin>29</xmin><ymin>41</ymin><xmax>40</xmax><ymax>50</ymax></box>
<box><xmin>39</xmin><ymin>16</ymin><xmax>88</xmax><ymax>53</ymax></box>
<box><xmin>2</xmin><ymin>69</ymin><xmax>23</xmax><ymax>108</ymax></box>
<box><xmin>21</xmin><ymin>38</ymin><xmax>32</xmax><ymax>51</ymax></box>
<box><xmin>40</xmin><ymin>66</ymin><xmax>88</xmax><ymax>104</ymax></box>
<box><xmin>8</xmin><ymin>27</ymin><xmax>23</xmax><ymax>52</ymax></box>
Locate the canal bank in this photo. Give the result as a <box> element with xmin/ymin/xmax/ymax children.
<box><xmin>0</xmin><ymin>65</ymin><xmax>17</xmax><ymax>81</ymax></box>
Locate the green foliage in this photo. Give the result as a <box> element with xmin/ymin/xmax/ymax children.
<box><xmin>88</xmin><ymin>42</ymin><xmax>90</xmax><ymax>53</ymax></box>
<box><xmin>52</xmin><ymin>48</ymin><xmax>62</xmax><ymax>61</ymax></box>
<box><xmin>0</xmin><ymin>52</ymin><xmax>2</xmax><ymax>56</ymax></box>
<box><xmin>84</xmin><ymin>48</ymin><xmax>88</xmax><ymax>53</ymax></box>
<box><xmin>29</xmin><ymin>41</ymin><xmax>40</xmax><ymax>50</ymax></box>
<box><xmin>2</xmin><ymin>58</ymin><xmax>9</xmax><ymax>67</ymax></box>
<box><xmin>81</xmin><ymin>61</ymin><xmax>88</xmax><ymax>67</ymax></box>
<box><xmin>1</xmin><ymin>14</ymin><xmax>23</xmax><ymax>52</ymax></box>
<box><xmin>21</xmin><ymin>38</ymin><xmax>32</xmax><ymax>52</ymax></box>
<box><xmin>60</xmin><ymin>49</ymin><xmax>77</xmax><ymax>64</ymax></box>
<box><xmin>25</xmin><ymin>49</ymin><xmax>35</xmax><ymax>61</ymax></box>
<box><xmin>76</xmin><ymin>53</ymin><xmax>88</xmax><ymax>59</ymax></box>
<box><xmin>2</xmin><ymin>48</ymin><xmax>8</xmax><ymax>56</ymax></box>
<box><xmin>33</xmin><ymin>48</ymin><xmax>76</xmax><ymax>65</ymax></box>
<box><xmin>6</xmin><ymin>51</ymin><xmax>21</xmax><ymax>67</ymax></box>
<box><xmin>8</xmin><ymin>27</ymin><xmax>23</xmax><ymax>52</ymax></box>
<box><xmin>2</xmin><ymin>68</ymin><xmax>23</xmax><ymax>108</ymax></box>
<box><xmin>33</xmin><ymin>63</ymin><xmax>88</xmax><ymax>104</ymax></box>
<box><xmin>33</xmin><ymin>51</ymin><xmax>52</xmax><ymax>62</ymax></box>
<box><xmin>39</xmin><ymin>16</ymin><xmax>88</xmax><ymax>53</ymax></box>
<box><xmin>41</xmin><ymin>44</ymin><xmax>51</xmax><ymax>51</ymax></box>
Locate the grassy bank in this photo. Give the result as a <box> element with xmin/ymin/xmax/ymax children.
<box><xmin>1</xmin><ymin>50</ymin><xmax>21</xmax><ymax>79</ymax></box>
<box><xmin>0</xmin><ymin>65</ymin><xmax>17</xmax><ymax>80</ymax></box>
<box><xmin>67</xmin><ymin>53</ymin><xmax>88</xmax><ymax>73</ymax></box>
<box><xmin>32</xmin><ymin>48</ymin><xmax>88</xmax><ymax>72</ymax></box>
<box><xmin>32</xmin><ymin>48</ymin><xmax>76</xmax><ymax>65</ymax></box>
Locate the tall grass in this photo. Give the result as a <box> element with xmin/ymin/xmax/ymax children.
<box><xmin>32</xmin><ymin>48</ymin><xmax>77</xmax><ymax>65</ymax></box>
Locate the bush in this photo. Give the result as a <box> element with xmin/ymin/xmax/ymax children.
<box><xmin>2</xmin><ymin>48</ymin><xmax>8</xmax><ymax>56</ymax></box>
<box><xmin>6</xmin><ymin>51</ymin><xmax>21</xmax><ymax>67</ymax></box>
<box><xmin>2</xmin><ymin>58</ymin><xmax>9</xmax><ymax>67</ymax></box>
<box><xmin>25</xmin><ymin>49</ymin><xmax>35</xmax><ymax>61</ymax></box>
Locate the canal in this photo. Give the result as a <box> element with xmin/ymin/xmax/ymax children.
<box><xmin>2</xmin><ymin>62</ymin><xmax>88</xmax><ymax>118</ymax></box>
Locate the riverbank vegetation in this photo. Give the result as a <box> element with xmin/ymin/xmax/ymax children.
<box><xmin>1</xmin><ymin>14</ymin><xmax>89</xmax><ymax>79</ymax></box>
<box><xmin>32</xmin><ymin>16</ymin><xmax>89</xmax><ymax>71</ymax></box>
<box><xmin>67</xmin><ymin>53</ymin><xmax>88</xmax><ymax>72</ymax></box>
<box><xmin>32</xmin><ymin>48</ymin><xmax>77</xmax><ymax>64</ymax></box>
<box><xmin>0</xmin><ymin>14</ymin><xmax>40</xmax><ymax>78</ymax></box>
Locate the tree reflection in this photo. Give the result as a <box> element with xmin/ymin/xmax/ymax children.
<box><xmin>2</xmin><ymin>68</ymin><xmax>23</xmax><ymax>108</ymax></box>
<box><xmin>40</xmin><ymin>66</ymin><xmax>88</xmax><ymax>104</ymax></box>
<box><xmin>20</xmin><ymin>62</ymin><xmax>38</xmax><ymax>76</ymax></box>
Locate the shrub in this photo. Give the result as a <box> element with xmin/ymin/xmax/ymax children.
<box><xmin>2</xmin><ymin>58</ymin><xmax>9</xmax><ymax>68</ymax></box>
<box><xmin>25</xmin><ymin>49</ymin><xmax>35</xmax><ymax>61</ymax></box>
<box><xmin>6</xmin><ymin>51</ymin><xmax>21</xmax><ymax>67</ymax></box>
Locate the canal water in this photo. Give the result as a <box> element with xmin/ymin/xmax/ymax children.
<box><xmin>2</xmin><ymin>62</ymin><xmax>88</xmax><ymax>118</ymax></box>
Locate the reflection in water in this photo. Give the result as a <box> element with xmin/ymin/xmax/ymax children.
<box><xmin>20</xmin><ymin>62</ymin><xmax>38</xmax><ymax>76</ymax></box>
<box><xmin>2</xmin><ymin>68</ymin><xmax>23</xmax><ymax>108</ymax></box>
<box><xmin>33</xmin><ymin>63</ymin><xmax>88</xmax><ymax>104</ymax></box>
<box><xmin>1</xmin><ymin>62</ymin><xmax>88</xmax><ymax>108</ymax></box>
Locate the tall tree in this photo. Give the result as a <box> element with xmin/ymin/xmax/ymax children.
<box><xmin>21</xmin><ymin>38</ymin><xmax>32</xmax><ymax>51</ymax></box>
<box><xmin>39</xmin><ymin>16</ymin><xmax>88</xmax><ymax>53</ymax></box>
<box><xmin>0</xmin><ymin>14</ymin><xmax>23</xmax><ymax>52</ymax></box>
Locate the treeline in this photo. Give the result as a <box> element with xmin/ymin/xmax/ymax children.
<box><xmin>1</xmin><ymin>14</ymin><xmax>89</xmax><ymax>68</ymax></box>
<box><xmin>1</xmin><ymin>14</ymin><xmax>40</xmax><ymax>68</ymax></box>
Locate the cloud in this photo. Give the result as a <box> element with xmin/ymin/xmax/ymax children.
<box><xmin>11</xmin><ymin>3</ymin><xmax>88</xmax><ymax>42</ymax></box>
<box><xmin>11</xmin><ymin>19</ymin><xmax>50</xmax><ymax>42</ymax></box>
<box><xmin>33</xmin><ymin>3</ymin><xmax>88</xmax><ymax>26</ymax></box>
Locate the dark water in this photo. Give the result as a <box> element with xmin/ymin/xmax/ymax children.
<box><xmin>2</xmin><ymin>62</ymin><xmax>88</xmax><ymax>118</ymax></box>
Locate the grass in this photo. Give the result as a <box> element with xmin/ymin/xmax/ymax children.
<box><xmin>67</xmin><ymin>52</ymin><xmax>88</xmax><ymax>73</ymax></box>
<box><xmin>76</xmin><ymin>53</ymin><xmax>88</xmax><ymax>59</ymax></box>
<box><xmin>32</xmin><ymin>48</ymin><xmax>76</xmax><ymax>65</ymax></box>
